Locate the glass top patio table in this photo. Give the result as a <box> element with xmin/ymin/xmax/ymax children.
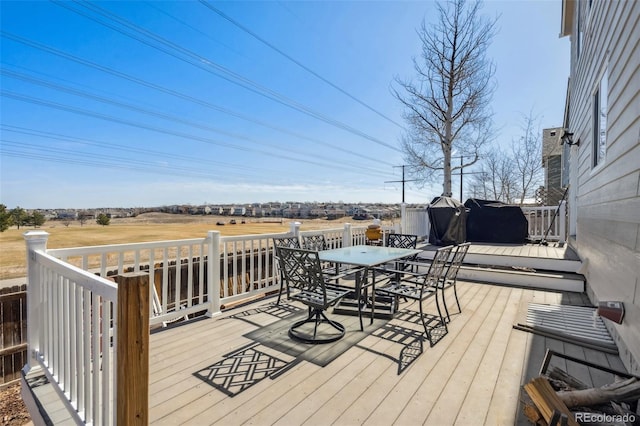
<box><xmin>318</xmin><ymin>245</ymin><xmax>421</xmax><ymax>267</ymax></box>
<box><xmin>318</xmin><ymin>245</ymin><xmax>422</xmax><ymax>330</ymax></box>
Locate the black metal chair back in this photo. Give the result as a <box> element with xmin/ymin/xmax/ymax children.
<box><xmin>273</xmin><ymin>236</ymin><xmax>301</xmax><ymax>304</ymax></box>
<box><xmin>273</xmin><ymin>236</ymin><xmax>301</xmax><ymax>249</ymax></box>
<box><xmin>445</xmin><ymin>243</ymin><xmax>470</xmax><ymax>282</ymax></box>
<box><xmin>421</xmin><ymin>245</ymin><xmax>451</xmax><ymax>298</ymax></box>
<box><xmin>386</xmin><ymin>233</ymin><xmax>418</xmax><ymax>249</ymax></box>
<box><xmin>301</xmin><ymin>234</ymin><xmax>327</xmax><ymax>251</ymax></box>
<box><xmin>386</xmin><ymin>233</ymin><xmax>419</xmax><ymax>270</ymax></box>
<box><xmin>275</xmin><ymin>247</ymin><xmax>326</xmax><ymax>307</ymax></box>
<box><xmin>275</xmin><ymin>246</ymin><xmax>350</xmax><ymax>343</ymax></box>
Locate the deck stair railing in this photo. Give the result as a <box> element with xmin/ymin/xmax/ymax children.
<box><xmin>25</xmin><ymin>231</ymin><xmax>118</xmax><ymax>425</ymax></box>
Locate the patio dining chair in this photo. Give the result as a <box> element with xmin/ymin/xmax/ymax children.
<box><xmin>275</xmin><ymin>246</ymin><xmax>351</xmax><ymax>344</ymax></box>
<box><xmin>273</xmin><ymin>236</ymin><xmax>301</xmax><ymax>304</ymax></box>
<box><xmin>440</xmin><ymin>242</ymin><xmax>470</xmax><ymax>322</ymax></box>
<box><xmin>375</xmin><ymin>245</ymin><xmax>453</xmax><ymax>346</ymax></box>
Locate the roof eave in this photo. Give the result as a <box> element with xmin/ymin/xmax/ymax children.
<box><xmin>560</xmin><ymin>0</ymin><xmax>575</xmax><ymax>37</ymax></box>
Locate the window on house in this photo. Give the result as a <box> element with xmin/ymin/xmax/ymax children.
<box><xmin>593</xmin><ymin>69</ymin><xmax>608</xmax><ymax>167</ymax></box>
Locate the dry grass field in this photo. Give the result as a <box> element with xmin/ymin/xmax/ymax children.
<box><xmin>0</xmin><ymin>213</ymin><xmax>379</xmax><ymax>280</ymax></box>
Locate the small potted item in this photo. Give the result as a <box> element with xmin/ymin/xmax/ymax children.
<box><xmin>366</xmin><ymin>219</ymin><xmax>382</xmax><ymax>244</ymax></box>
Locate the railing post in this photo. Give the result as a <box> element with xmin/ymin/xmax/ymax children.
<box><xmin>342</xmin><ymin>223</ymin><xmax>352</xmax><ymax>247</ymax></box>
<box><xmin>559</xmin><ymin>201</ymin><xmax>567</xmax><ymax>244</ymax></box>
<box><xmin>289</xmin><ymin>221</ymin><xmax>301</xmax><ymax>237</ymax></box>
<box><xmin>114</xmin><ymin>272</ymin><xmax>149</xmax><ymax>426</ymax></box>
<box><xmin>400</xmin><ymin>203</ymin><xmax>407</xmax><ymax>234</ymax></box>
<box><xmin>425</xmin><ymin>205</ymin><xmax>431</xmax><ymax>240</ymax></box>
<box><xmin>23</xmin><ymin>230</ymin><xmax>49</xmax><ymax>373</ymax></box>
<box><xmin>207</xmin><ymin>231</ymin><xmax>222</xmax><ymax>318</ymax></box>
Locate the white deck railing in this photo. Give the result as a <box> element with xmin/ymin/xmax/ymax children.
<box><xmin>522</xmin><ymin>202</ymin><xmax>566</xmax><ymax>243</ymax></box>
<box><xmin>400</xmin><ymin>202</ymin><xmax>566</xmax><ymax>244</ymax></box>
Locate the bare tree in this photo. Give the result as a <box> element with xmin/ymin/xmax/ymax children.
<box><xmin>394</xmin><ymin>0</ymin><xmax>498</xmax><ymax>198</ymax></box>
<box><xmin>469</xmin><ymin>147</ymin><xmax>517</xmax><ymax>203</ymax></box>
<box><xmin>512</xmin><ymin>112</ymin><xmax>544</xmax><ymax>205</ymax></box>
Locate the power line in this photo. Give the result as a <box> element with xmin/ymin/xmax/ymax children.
<box><xmin>0</xmin><ymin>68</ymin><xmax>393</xmax><ymax>176</ymax></box>
<box><xmin>2</xmin><ymin>89</ymin><xmax>395</xmax><ymax>179</ymax></box>
<box><xmin>47</xmin><ymin>1</ymin><xmax>401</xmax><ymax>152</ymax></box>
<box><xmin>198</xmin><ymin>0</ymin><xmax>405</xmax><ymax>129</ymax></box>
<box><xmin>0</xmin><ymin>33</ymin><xmax>397</xmax><ymax>166</ymax></box>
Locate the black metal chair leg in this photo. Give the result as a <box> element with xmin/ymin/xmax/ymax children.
<box><xmin>434</xmin><ymin>289</ymin><xmax>448</xmax><ymax>333</ymax></box>
<box><xmin>418</xmin><ymin>301</ymin><xmax>434</xmax><ymax>346</ymax></box>
<box><xmin>276</xmin><ymin>281</ymin><xmax>284</xmax><ymax>304</ymax></box>
<box><xmin>452</xmin><ymin>283</ymin><xmax>461</xmax><ymax>313</ymax></box>
<box><xmin>441</xmin><ymin>284</ymin><xmax>451</xmax><ymax>323</ymax></box>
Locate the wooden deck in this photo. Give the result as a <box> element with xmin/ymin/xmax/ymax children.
<box><xmin>419</xmin><ymin>242</ymin><xmax>581</xmax><ymax>263</ymax></box>
<box><xmin>146</xmin><ymin>279</ymin><xmax>625</xmax><ymax>425</ymax></box>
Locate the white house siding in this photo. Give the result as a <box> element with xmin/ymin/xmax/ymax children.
<box><xmin>564</xmin><ymin>0</ymin><xmax>640</xmax><ymax>374</ymax></box>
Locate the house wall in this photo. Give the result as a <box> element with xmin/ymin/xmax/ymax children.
<box><xmin>542</xmin><ymin>128</ymin><xmax>565</xmax><ymax>205</ymax></box>
<box><xmin>546</xmin><ymin>155</ymin><xmax>564</xmax><ymax>205</ymax></box>
<box><xmin>565</xmin><ymin>0</ymin><xmax>640</xmax><ymax>374</ymax></box>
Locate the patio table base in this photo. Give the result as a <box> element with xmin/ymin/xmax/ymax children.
<box><xmin>332</xmin><ymin>295</ymin><xmax>395</xmax><ymax>320</ymax></box>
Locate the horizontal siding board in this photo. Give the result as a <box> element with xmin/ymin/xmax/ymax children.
<box><xmin>578</xmin><ymin>215</ymin><xmax>639</xmax><ymax>250</ymax></box>
<box><xmin>578</xmin><ymin>171</ymin><xmax>640</xmax><ymax>206</ymax></box>
<box><xmin>579</xmin><ymin>144</ymin><xmax>640</xmax><ymax>201</ymax></box>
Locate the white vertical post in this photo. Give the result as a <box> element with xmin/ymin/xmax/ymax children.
<box><xmin>206</xmin><ymin>231</ymin><xmax>222</xmax><ymax>318</ymax></box>
<box><xmin>559</xmin><ymin>201</ymin><xmax>567</xmax><ymax>244</ymax></box>
<box><xmin>23</xmin><ymin>230</ymin><xmax>49</xmax><ymax>372</ymax></box>
<box><xmin>289</xmin><ymin>221</ymin><xmax>301</xmax><ymax>236</ymax></box>
<box><xmin>342</xmin><ymin>223</ymin><xmax>352</xmax><ymax>247</ymax></box>
<box><xmin>424</xmin><ymin>206</ymin><xmax>431</xmax><ymax>241</ymax></box>
<box><xmin>400</xmin><ymin>203</ymin><xmax>407</xmax><ymax>234</ymax></box>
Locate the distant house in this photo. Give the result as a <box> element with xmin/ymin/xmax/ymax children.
<box><xmin>561</xmin><ymin>0</ymin><xmax>640</xmax><ymax>373</ymax></box>
<box><xmin>541</xmin><ymin>127</ymin><xmax>566</xmax><ymax>206</ymax></box>
<box><xmin>231</xmin><ymin>207</ymin><xmax>246</xmax><ymax>216</ymax></box>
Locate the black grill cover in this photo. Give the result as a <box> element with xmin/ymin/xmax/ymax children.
<box><xmin>428</xmin><ymin>196</ymin><xmax>467</xmax><ymax>246</ymax></box>
<box><xmin>464</xmin><ymin>199</ymin><xmax>528</xmax><ymax>243</ymax></box>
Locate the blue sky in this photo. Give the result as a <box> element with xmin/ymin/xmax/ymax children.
<box><xmin>0</xmin><ymin>1</ymin><xmax>569</xmax><ymax>209</ymax></box>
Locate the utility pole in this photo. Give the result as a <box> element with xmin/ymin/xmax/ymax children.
<box><xmin>451</xmin><ymin>155</ymin><xmax>481</xmax><ymax>201</ymax></box>
<box><xmin>385</xmin><ymin>165</ymin><xmax>419</xmax><ymax>203</ymax></box>
<box><xmin>460</xmin><ymin>155</ymin><xmax>463</xmax><ymax>201</ymax></box>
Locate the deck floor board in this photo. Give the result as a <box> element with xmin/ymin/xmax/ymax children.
<box><xmin>144</xmin><ymin>280</ymin><xmax>626</xmax><ymax>425</ymax></box>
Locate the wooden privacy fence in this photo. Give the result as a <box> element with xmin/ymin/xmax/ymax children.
<box><xmin>0</xmin><ymin>284</ymin><xmax>27</xmax><ymax>386</ymax></box>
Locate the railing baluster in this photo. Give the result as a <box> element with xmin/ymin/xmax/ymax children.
<box><xmin>102</xmin><ymin>298</ymin><xmax>111</xmax><ymax>425</ymax></box>
<box><xmin>83</xmin><ymin>287</ymin><xmax>91</xmax><ymax>422</ymax></box>
<box><xmin>187</xmin><ymin>245</ymin><xmax>193</xmax><ymax>307</ymax></box>
<box><xmin>162</xmin><ymin>247</ymin><xmax>169</xmax><ymax>317</ymax></box>
<box><xmin>92</xmin><ymin>293</ymin><xmax>100</xmax><ymax>426</ymax></box>
<box><xmin>198</xmin><ymin>242</ymin><xmax>205</xmax><ymax>305</ymax></box>
<box><xmin>63</xmin><ymin>277</ymin><xmax>70</xmax><ymax>392</ymax></box>
<box><xmin>174</xmin><ymin>245</ymin><xmax>182</xmax><ymax>312</ymax></box>
<box><xmin>223</xmin><ymin>243</ymin><xmax>229</xmax><ymax>298</ymax></box>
